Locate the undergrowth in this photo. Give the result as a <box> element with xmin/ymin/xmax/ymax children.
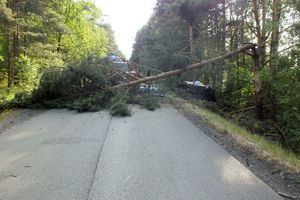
<box><xmin>108</xmin><ymin>89</ymin><xmax>161</xmax><ymax>116</ymax></box>
<box><xmin>128</xmin><ymin>92</ymin><xmax>160</xmax><ymax>111</ymax></box>
<box><xmin>109</xmin><ymin>101</ymin><xmax>131</xmax><ymax>116</ymax></box>
<box><xmin>108</xmin><ymin>89</ymin><xmax>131</xmax><ymax>116</ymax></box>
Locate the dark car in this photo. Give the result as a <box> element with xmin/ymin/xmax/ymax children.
<box><xmin>178</xmin><ymin>80</ymin><xmax>216</xmax><ymax>102</ymax></box>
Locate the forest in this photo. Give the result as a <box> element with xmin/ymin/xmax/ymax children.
<box><xmin>0</xmin><ymin>0</ymin><xmax>300</xmax><ymax>154</ymax></box>
<box><xmin>130</xmin><ymin>0</ymin><xmax>300</xmax><ymax>153</ymax></box>
<box><xmin>0</xmin><ymin>0</ymin><xmax>132</xmax><ymax>112</ymax></box>
<box><xmin>0</xmin><ymin>0</ymin><xmax>122</xmax><ymax>100</ymax></box>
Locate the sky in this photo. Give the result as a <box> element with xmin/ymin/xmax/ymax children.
<box><xmin>95</xmin><ymin>0</ymin><xmax>156</xmax><ymax>59</ymax></box>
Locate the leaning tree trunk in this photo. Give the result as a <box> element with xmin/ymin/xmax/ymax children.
<box><xmin>112</xmin><ymin>44</ymin><xmax>255</xmax><ymax>89</ymax></box>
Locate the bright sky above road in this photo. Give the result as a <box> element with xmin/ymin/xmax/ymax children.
<box><xmin>95</xmin><ymin>0</ymin><xmax>156</xmax><ymax>59</ymax></box>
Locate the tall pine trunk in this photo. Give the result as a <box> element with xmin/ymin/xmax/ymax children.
<box><xmin>12</xmin><ymin>0</ymin><xmax>20</xmax><ymax>86</ymax></box>
<box><xmin>251</xmin><ymin>0</ymin><xmax>267</xmax><ymax>120</ymax></box>
<box><xmin>269</xmin><ymin>0</ymin><xmax>282</xmax><ymax>121</ymax></box>
<box><xmin>5</xmin><ymin>0</ymin><xmax>20</xmax><ymax>89</ymax></box>
<box><xmin>252</xmin><ymin>48</ymin><xmax>264</xmax><ymax>120</ymax></box>
<box><xmin>4</xmin><ymin>29</ymin><xmax>13</xmax><ymax>89</ymax></box>
<box><xmin>57</xmin><ymin>32</ymin><xmax>63</xmax><ymax>52</ymax></box>
<box><xmin>188</xmin><ymin>23</ymin><xmax>194</xmax><ymax>64</ymax></box>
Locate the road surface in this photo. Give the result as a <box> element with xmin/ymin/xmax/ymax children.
<box><xmin>0</xmin><ymin>106</ymin><xmax>282</xmax><ymax>200</ymax></box>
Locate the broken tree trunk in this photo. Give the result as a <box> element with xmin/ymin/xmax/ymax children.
<box><xmin>252</xmin><ymin>46</ymin><xmax>264</xmax><ymax>120</ymax></box>
<box><xmin>112</xmin><ymin>44</ymin><xmax>255</xmax><ymax>90</ymax></box>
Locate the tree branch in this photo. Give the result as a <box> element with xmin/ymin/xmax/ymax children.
<box><xmin>246</xmin><ymin>22</ymin><xmax>259</xmax><ymax>38</ymax></box>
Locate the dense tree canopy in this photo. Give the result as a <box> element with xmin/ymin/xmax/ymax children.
<box><xmin>0</xmin><ymin>0</ymin><xmax>120</xmax><ymax>95</ymax></box>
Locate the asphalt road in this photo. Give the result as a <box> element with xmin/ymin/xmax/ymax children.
<box><xmin>0</xmin><ymin>106</ymin><xmax>282</xmax><ymax>200</ymax></box>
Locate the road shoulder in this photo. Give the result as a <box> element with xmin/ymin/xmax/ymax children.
<box><xmin>169</xmin><ymin>101</ymin><xmax>300</xmax><ymax>200</ymax></box>
<box><xmin>0</xmin><ymin>109</ymin><xmax>45</xmax><ymax>135</ymax></box>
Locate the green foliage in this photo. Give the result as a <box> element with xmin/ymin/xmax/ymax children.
<box><xmin>131</xmin><ymin>13</ymin><xmax>189</xmax><ymax>72</ymax></box>
<box><xmin>128</xmin><ymin>93</ymin><xmax>160</xmax><ymax>111</ymax></box>
<box><xmin>165</xmin><ymin>77</ymin><xmax>179</xmax><ymax>90</ymax></box>
<box><xmin>108</xmin><ymin>89</ymin><xmax>131</xmax><ymax>116</ymax></box>
<box><xmin>26</xmin><ymin>43</ymin><xmax>65</xmax><ymax>69</ymax></box>
<box><xmin>0</xmin><ymin>0</ymin><xmax>112</xmax><ymax>100</ymax></box>
<box><xmin>108</xmin><ymin>88</ymin><xmax>161</xmax><ymax>116</ymax></box>
<box><xmin>171</xmin><ymin>0</ymin><xmax>219</xmax><ymax>25</ymax></box>
<box><xmin>56</xmin><ymin>0</ymin><xmax>109</xmax><ymax>63</ymax></box>
<box><xmin>15</xmin><ymin>55</ymin><xmax>40</xmax><ymax>93</ymax></box>
<box><xmin>142</xmin><ymin>96</ymin><xmax>161</xmax><ymax>111</ymax></box>
<box><xmin>262</xmin><ymin>56</ymin><xmax>300</xmax><ymax>153</ymax></box>
<box><xmin>221</xmin><ymin>66</ymin><xmax>254</xmax><ymax>109</ymax></box>
<box><xmin>29</xmin><ymin>57</ymin><xmax>113</xmax><ymax>111</ymax></box>
<box><xmin>65</xmin><ymin>94</ymin><xmax>105</xmax><ymax>112</ymax></box>
<box><xmin>109</xmin><ymin>101</ymin><xmax>131</xmax><ymax>116</ymax></box>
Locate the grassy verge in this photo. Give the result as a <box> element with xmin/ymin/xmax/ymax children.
<box><xmin>169</xmin><ymin>96</ymin><xmax>300</xmax><ymax>171</ymax></box>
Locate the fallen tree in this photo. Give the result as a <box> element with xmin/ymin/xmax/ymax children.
<box><xmin>112</xmin><ymin>44</ymin><xmax>256</xmax><ymax>89</ymax></box>
<box><xmin>5</xmin><ymin>44</ymin><xmax>256</xmax><ymax>115</ymax></box>
<box><xmin>4</xmin><ymin>56</ymin><xmax>161</xmax><ymax>115</ymax></box>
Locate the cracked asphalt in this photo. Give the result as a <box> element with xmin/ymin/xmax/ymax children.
<box><xmin>0</xmin><ymin>106</ymin><xmax>282</xmax><ymax>200</ymax></box>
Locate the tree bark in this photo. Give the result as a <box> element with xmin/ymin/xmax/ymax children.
<box><xmin>269</xmin><ymin>0</ymin><xmax>282</xmax><ymax>121</ymax></box>
<box><xmin>5</xmin><ymin>30</ymin><xmax>13</xmax><ymax>89</ymax></box>
<box><xmin>251</xmin><ymin>0</ymin><xmax>267</xmax><ymax>120</ymax></box>
<box><xmin>260</xmin><ymin>0</ymin><xmax>267</xmax><ymax>67</ymax></box>
<box><xmin>12</xmin><ymin>0</ymin><xmax>19</xmax><ymax>57</ymax></box>
<box><xmin>57</xmin><ymin>32</ymin><xmax>63</xmax><ymax>52</ymax></box>
<box><xmin>5</xmin><ymin>0</ymin><xmax>20</xmax><ymax>89</ymax></box>
<box><xmin>252</xmin><ymin>48</ymin><xmax>264</xmax><ymax>120</ymax></box>
<box><xmin>188</xmin><ymin>23</ymin><xmax>194</xmax><ymax>64</ymax></box>
<box><xmin>221</xmin><ymin>0</ymin><xmax>226</xmax><ymax>54</ymax></box>
<box><xmin>3</xmin><ymin>0</ymin><xmax>13</xmax><ymax>89</ymax></box>
<box><xmin>240</xmin><ymin>0</ymin><xmax>247</xmax><ymax>65</ymax></box>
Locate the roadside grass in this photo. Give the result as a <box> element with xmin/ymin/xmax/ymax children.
<box><xmin>169</xmin><ymin>96</ymin><xmax>300</xmax><ymax>171</ymax></box>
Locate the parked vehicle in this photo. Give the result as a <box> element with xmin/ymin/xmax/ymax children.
<box><xmin>178</xmin><ymin>80</ymin><xmax>216</xmax><ymax>102</ymax></box>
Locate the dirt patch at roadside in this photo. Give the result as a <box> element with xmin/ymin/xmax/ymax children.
<box><xmin>168</xmin><ymin>101</ymin><xmax>300</xmax><ymax>200</ymax></box>
<box><xmin>0</xmin><ymin>109</ymin><xmax>45</xmax><ymax>134</ymax></box>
